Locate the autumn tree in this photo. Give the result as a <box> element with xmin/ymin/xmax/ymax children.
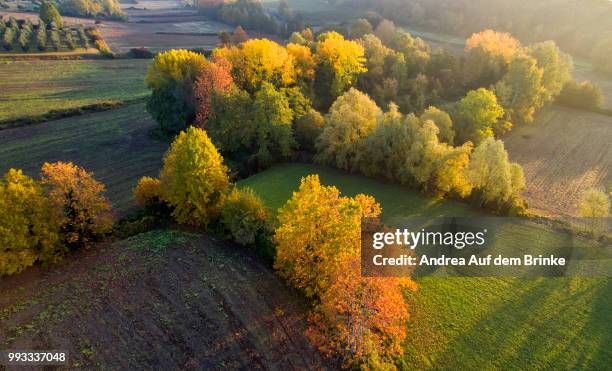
<box><xmin>194</xmin><ymin>57</ymin><xmax>234</xmax><ymax>125</ymax></box>
<box><xmin>232</xmin><ymin>25</ymin><xmax>248</xmax><ymax>44</ymax></box>
<box><xmin>527</xmin><ymin>41</ymin><xmax>573</xmax><ymax>102</ymax></box>
<box><xmin>216</xmin><ymin>39</ymin><xmax>295</xmax><ymax>92</ymax></box>
<box><xmin>286</xmin><ymin>42</ymin><xmax>316</xmax><ymax>92</ymax></box>
<box><xmin>145</xmin><ymin>49</ymin><xmax>207</xmax><ymax>133</ymax></box>
<box><xmin>578</xmin><ymin>188</ymin><xmax>610</xmax><ymax>218</ymax></box>
<box><xmin>41</xmin><ymin>162</ymin><xmax>113</xmax><ymax>248</ymax></box>
<box><xmin>252</xmin><ymin>82</ymin><xmax>296</xmax><ymax>166</ymax></box>
<box><xmin>133</xmin><ymin>176</ymin><xmax>163</xmax><ymax>209</ymax></box>
<box><xmin>159</xmin><ymin>127</ymin><xmax>229</xmax><ymax>227</ymax></box>
<box><xmin>307</xmin><ymin>255</ymin><xmax>415</xmax><ymax>368</ymax></box>
<box><xmin>454</xmin><ymin>88</ymin><xmax>504</xmax><ymax>145</ymax></box>
<box><xmin>294</xmin><ymin>109</ymin><xmax>325</xmax><ymax>152</ymax></box>
<box><xmin>350</xmin><ymin>18</ymin><xmax>373</xmax><ymax>39</ymax></box>
<box><xmin>373</xmin><ymin>19</ymin><xmax>396</xmax><ymax>45</ymax></box>
<box><xmin>421</xmin><ymin>106</ymin><xmax>454</xmax><ymax>144</ymax></box>
<box><xmin>466</xmin><ymin>137</ymin><xmax>526</xmax><ymax>213</ymax></box>
<box><xmin>315</xmin><ymin>88</ymin><xmax>382</xmax><ymax>170</ymax></box>
<box><xmin>464</xmin><ymin>29</ymin><xmax>520</xmax><ymax>88</ymax></box>
<box><xmin>0</xmin><ymin>169</ymin><xmax>60</xmax><ymax>276</ymax></box>
<box><xmin>274</xmin><ymin>175</ymin><xmax>381</xmax><ymax>298</ymax></box>
<box><xmin>221</xmin><ymin>187</ymin><xmax>269</xmax><ymax>246</ymax></box>
<box><xmin>493</xmin><ymin>55</ymin><xmax>544</xmax><ymax>125</ymax></box>
<box><xmin>357</xmin><ymin>34</ymin><xmax>407</xmax><ymax>108</ymax></box>
<box><xmin>206</xmin><ymin>88</ymin><xmax>255</xmax><ymax>154</ymax></box>
<box><xmin>314</xmin><ymin>32</ymin><xmax>367</xmax><ymax>109</ymax></box>
<box><xmin>389</xmin><ymin>31</ymin><xmax>431</xmax><ymax>77</ymax></box>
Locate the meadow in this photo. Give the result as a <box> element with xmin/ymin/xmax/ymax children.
<box><xmin>0</xmin><ymin>58</ymin><xmax>149</xmax><ymax>123</ymax></box>
<box><xmin>0</xmin><ymin>103</ymin><xmax>167</xmax><ymax>216</ymax></box>
<box><xmin>239</xmin><ymin>163</ymin><xmax>611</xmax><ymax>369</ymax></box>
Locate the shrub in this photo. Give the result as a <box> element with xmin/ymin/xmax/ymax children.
<box><xmin>159</xmin><ymin>127</ymin><xmax>230</xmax><ymax>227</ymax></box>
<box><xmin>221</xmin><ymin>187</ymin><xmax>269</xmax><ymax>246</ymax></box>
<box><xmin>133</xmin><ymin>176</ymin><xmax>163</xmax><ymax>209</ymax></box>
<box><xmin>556</xmin><ymin>80</ymin><xmax>604</xmax><ymax>110</ymax></box>
<box><xmin>41</xmin><ymin>161</ymin><xmax>113</xmax><ymax>248</ymax></box>
<box><xmin>0</xmin><ymin>169</ymin><xmax>61</xmax><ymax>276</ymax></box>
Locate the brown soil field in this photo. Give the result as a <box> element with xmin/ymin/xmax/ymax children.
<box><xmin>97</xmin><ymin>19</ymin><xmax>228</xmax><ymax>53</ymax></box>
<box><xmin>504</xmin><ymin>105</ymin><xmax>612</xmax><ymax>217</ymax></box>
<box><xmin>0</xmin><ymin>229</ymin><xmax>327</xmax><ymax>369</ymax></box>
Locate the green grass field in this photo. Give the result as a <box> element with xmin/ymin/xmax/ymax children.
<box><xmin>0</xmin><ymin>59</ymin><xmax>149</xmax><ymax>122</ymax></box>
<box><xmin>239</xmin><ymin>163</ymin><xmax>611</xmax><ymax>369</ymax></box>
<box><xmin>0</xmin><ymin>103</ymin><xmax>168</xmax><ymax>216</ymax></box>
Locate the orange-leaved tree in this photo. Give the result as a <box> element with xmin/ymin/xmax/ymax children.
<box><xmin>41</xmin><ymin>161</ymin><xmax>113</xmax><ymax>248</ymax></box>
<box><xmin>194</xmin><ymin>57</ymin><xmax>234</xmax><ymax>126</ymax></box>
<box><xmin>307</xmin><ymin>255</ymin><xmax>416</xmax><ymax>368</ymax></box>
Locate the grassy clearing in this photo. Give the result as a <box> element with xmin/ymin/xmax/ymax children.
<box><xmin>239</xmin><ymin>163</ymin><xmax>611</xmax><ymax>369</ymax></box>
<box><xmin>0</xmin><ymin>103</ymin><xmax>168</xmax><ymax>216</ymax></box>
<box><xmin>0</xmin><ymin>58</ymin><xmax>149</xmax><ymax>122</ymax></box>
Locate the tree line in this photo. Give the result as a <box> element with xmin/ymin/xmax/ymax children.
<box><xmin>349</xmin><ymin>0</ymin><xmax>612</xmax><ymax>77</ymax></box>
<box><xmin>0</xmin><ymin>16</ymin><xmax>93</xmax><ymax>52</ymax></box>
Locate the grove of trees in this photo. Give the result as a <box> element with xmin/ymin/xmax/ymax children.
<box><xmin>0</xmin><ymin>163</ymin><xmax>112</xmax><ymax>276</ymax></box>
<box><xmin>144</xmin><ymin>24</ymin><xmax>565</xmax><ymax>214</ymax></box>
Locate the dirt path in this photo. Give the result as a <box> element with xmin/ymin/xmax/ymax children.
<box><xmin>0</xmin><ymin>230</ymin><xmax>327</xmax><ymax>370</ymax></box>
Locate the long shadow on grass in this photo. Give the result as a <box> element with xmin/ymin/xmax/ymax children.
<box><xmin>432</xmin><ymin>278</ymin><xmax>610</xmax><ymax>369</ymax></box>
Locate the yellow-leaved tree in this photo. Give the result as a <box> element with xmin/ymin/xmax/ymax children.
<box><xmin>314</xmin><ymin>31</ymin><xmax>367</xmax><ymax>109</ymax></box>
<box><xmin>214</xmin><ymin>39</ymin><xmax>296</xmax><ymax>92</ymax></box>
<box><xmin>273</xmin><ymin>174</ymin><xmax>380</xmax><ymax>298</ymax></box>
<box><xmin>160</xmin><ymin>126</ymin><xmax>229</xmax><ymax>227</ymax></box>
<box><xmin>41</xmin><ymin>161</ymin><xmax>113</xmax><ymax>248</ymax></box>
<box><xmin>0</xmin><ymin>169</ymin><xmax>60</xmax><ymax>276</ymax></box>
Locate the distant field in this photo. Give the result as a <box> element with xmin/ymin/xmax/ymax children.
<box><xmin>0</xmin><ymin>59</ymin><xmax>149</xmax><ymax>122</ymax></box>
<box><xmin>0</xmin><ymin>103</ymin><xmax>168</xmax><ymax>216</ymax></box>
<box><xmin>98</xmin><ymin>18</ymin><xmax>230</xmax><ymax>53</ymax></box>
<box><xmin>505</xmin><ymin>105</ymin><xmax>612</xmax><ymax>217</ymax></box>
<box><xmin>239</xmin><ymin>163</ymin><xmax>610</xmax><ymax>370</ymax></box>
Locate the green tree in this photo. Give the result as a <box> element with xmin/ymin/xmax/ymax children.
<box><xmin>315</xmin><ymin>88</ymin><xmax>382</xmax><ymax>170</ymax></box>
<box><xmin>144</xmin><ymin>49</ymin><xmax>207</xmax><ymax>133</ymax></box>
<box><xmin>39</xmin><ymin>1</ymin><xmax>62</xmax><ymax>27</ymax></box>
<box><xmin>454</xmin><ymin>88</ymin><xmax>504</xmax><ymax>145</ymax></box>
<box><xmin>421</xmin><ymin>106</ymin><xmax>454</xmax><ymax>144</ymax></box>
<box><xmin>206</xmin><ymin>88</ymin><xmax>255</xmax><ymax>154</ymax></box>
<box><xmin>493</xmin><ymin>55</ymin><xmax>544</xmax><ymax>125</ymax></box>
<box><xmin>578</xmin><ymin>188</ymin><xmax>610</xmax><ymax>218</ymax></box>
<box><xmin>252</xmin><ymin>82</ymin><xmax>296</xmax><ymax>167</ymax></box>
<box><xmin>466</xmin><ymin>137</ymin><xmax>526</xmax><ymax>213</ymax></box>
<box><xmin>159</xmin><ymin>127</ymin><xmax>230</xmax><ymax>227</ymax></box>
<box><xmin>527</xmin><ymin>41</ymin><xmax>573</xmax><ymax>101</ymax></box>
<box><xmin>294</xmin><ymin>109</ymin><xmax>325</xmax><ymax>152</ymax></box>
